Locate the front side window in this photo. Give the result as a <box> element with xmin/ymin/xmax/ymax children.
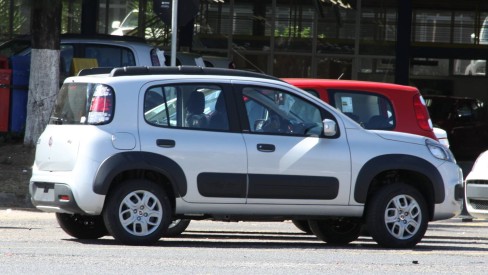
<box><xmin>143</xmin><ymin>84</ymin><xmax>229</xmax><ymax>131</ymax></box>
<box><xmin>242</xmin><ymin>86</ymin><xmax>323</xmax><ymax>136</ymax></box>
<box><xmin>329</xmin><ymin>89</ymin><xmax>395</xmax><ymax>130</ymax></box>
<box><xmin>50</xmin><ymin>83</ymin><xmax>114</xmax><ymax>125</ymax></box>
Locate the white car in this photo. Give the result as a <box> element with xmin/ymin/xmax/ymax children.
<box><xmin>30</xmin><ymin>66</ymin><xmax>463</xmax><ymax>248</ymax></box>
<box><xmin>111</xmin><ymin>9</ymin><xmax>165</xmax><ymax>39</ymax></box>
<box><xmin>433</xmin><ymin>127</ymin><xmax>450</xmax><ymax>148</ymax></box>
<box><xmin>465</xmin><ymin>151</ymin><xmax>488</xmax><ymax>218</ymax></box>
<box><xmin>2</xmin><ymin>34</ymin><xmax>164</xmax><ymax>76</ymax></box>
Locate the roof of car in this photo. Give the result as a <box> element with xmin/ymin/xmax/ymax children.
<box><xmin>5</xmin><ymin>33</ymin><xmax>149</xmax><ymax>43</ymax></box>
<box><xmin>423</xmin><ymin>94</ymin><xmax>481</xmax><ymax>100</ymax></box>
<box><xmin>1</xmin><ymin>33</ymin><xmax>152</xmax><ymax>50</ymax></box>
<box><xmin>282</xmin><ymin>78</ymin><xmax>419</xmax><ymax>93</ymax></box>
<box><xmin>78</xmin><ymin>66</ymin><xmax>283</xmax><ymax>81</ymax></box>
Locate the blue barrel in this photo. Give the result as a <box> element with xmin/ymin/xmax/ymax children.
<box><xmin>9</xmin><ymin>56</ymin><xmax>30</xmax><ymax>133</ymax></box>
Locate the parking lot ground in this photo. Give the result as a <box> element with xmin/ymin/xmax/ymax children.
<box><xmin>1</xmin><ymin>208</ymin><xmax>488</xmax><ymax>274</ymax></box>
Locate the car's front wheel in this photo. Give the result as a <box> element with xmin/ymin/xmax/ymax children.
<box><xmin>308</xmin><ymin>218</ymin><xmax>362</xmax><ymax>245</ymax></box>
<box><xmin>56</xmin><ymin>213</ymin><xmax>107</xmax><ymax>239</ymax></box>
<box><xmin>103</xmin><ymin>179</ymin><xmax>172</xmax><ymax>245</ymax></box>
<box><xmin>366</xmin><ymin>183</ymin><xmax>428</xmax><ymax>248</ymax></box>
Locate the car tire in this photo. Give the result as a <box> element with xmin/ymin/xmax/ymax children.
<box><xmin>103</xmin><ymin>179</ymin><xmax>172</xmax><ymax>245</ymax></box>
<box><xmin>291</xmin><ymin>219</ymin><xmax>312</xmax><ymax>234</ymax></box>
<box><xmin>165</xmin><ymin>219</ymin><xmax>191</xmax><ymax>237</ymax></box>
<box><xmin>308</xmin><ymin>218</ymin><xmax>362</xmax><ymax>245</ymax></box>
<box><xmin>56</xmin><ymin>213</ymin><xmax>107</xmax><ymax>239</ymax></box>
<box><xmin>366</xmin><ymin>183</ymin><xmax>428</xmax><ymax>248</ymax></box>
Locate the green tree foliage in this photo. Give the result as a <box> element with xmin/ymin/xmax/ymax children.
<box><xmin>275</xmin><ymin>26</ymin><xmax>311</xmax><ymax>38</ymax></box>
<box><xmin>61</xmin><ymin>0</ymin><xmax>82</xmax><ymax>33</ymax></box>
<box><xmin>0</xmin><ymin>0</ymin><xmax>26</xmax><ymax>38</ymax></box>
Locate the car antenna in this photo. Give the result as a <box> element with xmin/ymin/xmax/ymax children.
<box><xmin>337</xmin><ymin>73</ymin><xmax>344</xmax><ymax>80</ymax></box>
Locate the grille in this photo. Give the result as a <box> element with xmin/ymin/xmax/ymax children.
<box><xmin>466</xmin><ymin>180</ymin><xmax>488</xmax><ymax>186</ymax></box>
<box><xmin>469</xmin><ymin>199</ymin><xmax>488</xmax><ymax>210</ymax></box>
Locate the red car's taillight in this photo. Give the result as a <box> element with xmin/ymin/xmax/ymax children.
<box><xmin>413</xmin><ymin>94</ymin><xmax>433</xmax><ymax>131</ymax></box>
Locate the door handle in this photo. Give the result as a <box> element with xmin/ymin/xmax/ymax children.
<box><xmin>156</xmin><ymin>139</ymin><xmax>175</xmax><ymax>148</ymax></box>
<box><xmin>257</xmin><ymin>143</ymin><xmax>275</xmax><ymax>152</ymax></box>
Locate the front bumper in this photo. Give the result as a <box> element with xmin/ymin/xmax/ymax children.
<box><xmin>465</xmin><ymin>179</ymin><xmax>488</xmax><ymax>219</ymax></box>
<box><xmin>432</xmin><ymin>164</ymin><xmax>464</xmax><ymax>221</ymax></box>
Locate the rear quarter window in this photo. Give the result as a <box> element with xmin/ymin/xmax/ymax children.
<box><xmin>143</xmin><ymin>84</ymin><xmax>229</xmax><ymax>131</ymax></box>
<box><xmin>50</xmin><ymin>83</ymin><xmax>115</xmax><ymax>125</ymax></box>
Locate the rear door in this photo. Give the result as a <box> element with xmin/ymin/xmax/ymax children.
<box><xmin>138</xmin><ymin>79</ymin><xmax>248</xmax><ymax>204</ymax></box>
<box><xmin>235</xmin><ymin>81</ymin><xmax>352</xmax><ymax>205</ymax></box>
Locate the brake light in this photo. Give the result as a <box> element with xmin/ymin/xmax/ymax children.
<box><xmin>413</xmin><ymin>94</ymin><xmax>433</xmax><ymax>131</ymax></box>
<box><xmin>90</xmin><ymin>96</ymin><xmax>112</xmax><ymax>112</ymax></box>
<box><xmin>87</xmin><ymin>85</ymin><xmax>114</xmax><ymax>124</ymax></box>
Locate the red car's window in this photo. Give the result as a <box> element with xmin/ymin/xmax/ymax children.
<box><xmin>329</xmin><ymin>89</ymin><xmax>395</xmax><ymax>130</ymax></box>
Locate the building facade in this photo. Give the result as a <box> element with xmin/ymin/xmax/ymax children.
<box><xmin>1</xmin><ymin>0</ymin><xmax>488</xmax><ymax>101</ymax></box>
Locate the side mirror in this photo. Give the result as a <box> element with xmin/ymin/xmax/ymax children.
<box><xmin>323</xmin><ymin>119</ymin><xmax>337</xmax><ymax>137</ymax></box>
<box><xmin>112</xmin><ymin>21</ymin><xmax>121</xmax><ymax>29</ymax></box>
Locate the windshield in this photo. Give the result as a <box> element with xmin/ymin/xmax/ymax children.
<box><xmin>120</xmin><ymin>11</ymin><xmax>139</xmax><ymax>28</ymax></box>
<box><xmin>50</xmin><ymin>83</ymin><xmax>114</xmax><ymax>125</ymax></box>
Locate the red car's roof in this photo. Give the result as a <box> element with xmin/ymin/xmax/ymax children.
<box><xmin>282</xmin><ymin>78</ymin><xmax>419</xmax><ymax>93</ymax></box>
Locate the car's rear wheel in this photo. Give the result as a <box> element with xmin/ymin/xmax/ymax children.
<box><xmin>103</xmin><ymin>179</ymin><xmax>171</xmax><ymax>245</ymax></box>
<box><xmin>56</xmin><ymin>213</ymin><xmax>107</xmax><ymax>239</ymax></box>
<box><xmin>308</xmin><ymin>218</ymin><xmax>362</xmax><ymax>245</ymax></box>
<box><xmin>165</xmin><ymin>219</ymin><xmax>191</xmax><ymax>237</ymax></box>
<box><xmin>366</xmin><ymin>183</ymin><xmax>428</xmax><ymax>248</ymax></box>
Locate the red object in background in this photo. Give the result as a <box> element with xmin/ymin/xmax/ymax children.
<box><xmin>283</xmin><ymin>78</ymin><xmax>438</xmax><ymax>141</ymax></box>
<box><xmin>0</xmin><ymin>56</ymin><xmax>11</xmax><ymax>132</ymax></box>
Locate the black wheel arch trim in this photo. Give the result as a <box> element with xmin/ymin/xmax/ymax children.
<box><xmin>93</xmin><ymin>151</ymin><xmax>187</xmax><ymax>197</ymax></box>
<box><xmin>354</xmin><ymin>154</ymin><xmax>444</xmax><ymax>204</ymax></box>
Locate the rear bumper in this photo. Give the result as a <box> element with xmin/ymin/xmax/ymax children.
<box><xmin>29</xmin><ymin>182</ymin><xmax>84</xmax><ymax>214</ymax></box>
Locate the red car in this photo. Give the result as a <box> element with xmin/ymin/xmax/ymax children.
<box><xmin>283</xmin><ymin>78</ymin><xmax>438</xmax><ymax>141</ymax></box>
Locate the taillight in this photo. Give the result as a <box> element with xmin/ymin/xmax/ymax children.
<box><xmin>413</xmin><ymin>94</ymin><xmax>433</xmax><ymax>131</ymax></box>
<box><xmin>90</xmin><ymin>96</ymin><xmax>112</xmax><ymax>112</ymax></box>
<box><xmin>87</xmin><ymin>86</ymin><xmax>114</xmax><ymax>124</ymax></box>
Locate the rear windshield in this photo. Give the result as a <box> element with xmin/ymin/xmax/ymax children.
<box><xmin>50</xmin><ymin>83</ymin><xmax>114</xmax><ymax>125</ymax></box>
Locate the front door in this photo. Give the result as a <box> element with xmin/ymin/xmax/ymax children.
<box><xmin>236</xmin><ymin>83</ymin><xmax>351</xmax><ymax>205</ymax></box>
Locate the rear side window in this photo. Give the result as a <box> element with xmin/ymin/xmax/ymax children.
<box><xmin>50</xmin><ymin>83</ymin><xmax>114</xmax><ymax>125</ymax></box>
<box><xmin>143</xmin><ymin>84</ymin><xmax>229</xmax><ymax>131</ymax></box>
<box><xmin>84</xmin><ymin>45</ymin><xmax>136</xmax><ymax>67</ymax></box>
<box><xmin>329</xmin><ymin>89</ymin><xmax>395</xmax><ymax>130</ymax></box>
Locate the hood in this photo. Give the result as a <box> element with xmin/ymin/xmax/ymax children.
<box><xmin>370</xmin><ymin>130</ymin><xmax>430</xmax><ymax>146</ymax></box>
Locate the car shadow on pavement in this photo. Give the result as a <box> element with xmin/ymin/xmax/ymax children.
<box><xmin>63</xmin><ymin>230</ymin><xmax>488</xmax><ymax>252</ymax></box>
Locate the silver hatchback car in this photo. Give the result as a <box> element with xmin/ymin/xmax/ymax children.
<box><xmin>30</xmin><ymin>66</ymin><xmax>463</xmax><ymax>248</ymax></box>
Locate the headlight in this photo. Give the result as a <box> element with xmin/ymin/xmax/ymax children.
<box><xmin>426</xmin><ymin>139</ymin><xmax>455</xmax><ymax>163</ymax></box>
